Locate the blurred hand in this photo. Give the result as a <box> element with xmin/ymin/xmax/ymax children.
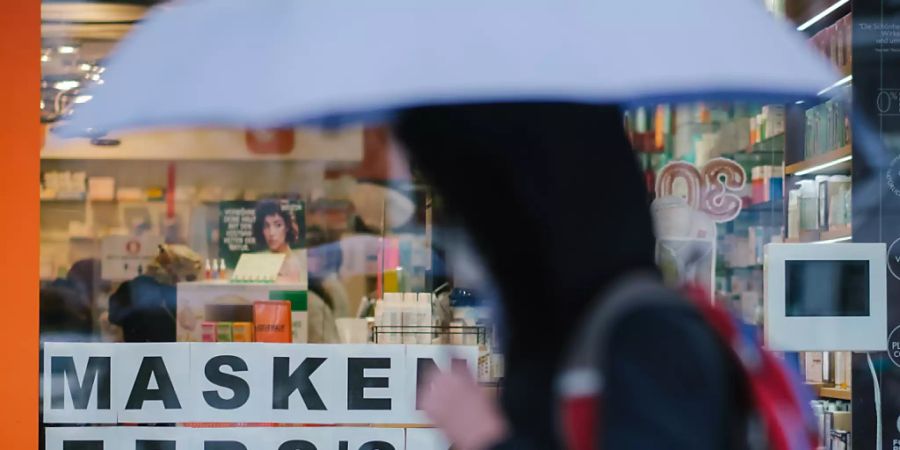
<box><xmin>420</xmin><ymin>370</ymin><xmax>508</xmax><ymax>450</ymax></box>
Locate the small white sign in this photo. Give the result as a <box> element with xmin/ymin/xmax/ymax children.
<box><xmin>100</xmin><ymin>235</ymin><xmax>164</xmax><ymax>281</ymax></box>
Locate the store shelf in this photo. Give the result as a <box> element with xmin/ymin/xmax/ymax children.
<box><xmin>809</xmin><ymin>383</ymin><xmax>852</xmax><ymax>401</ymax></box>
<box><xmin>817</xmin><ymin>75</ymin><xmax>853</xmax><ymax>97</ymax></box>
<box><xmin>821</xmin><ymin>387</ymin><xmax>852</xmax><ymax>401</ymax></box>
<box><xmin>742</xmin><ymin>199</ymin><xmax>784</xmax><ymax>214</ymax></box>
<box><xmin>748</xmin><ymin>133</ymin><xmax>786</xmax><ymax>154</ymax></box>
<box><xmin>795</xmin><ymin>0</ymin><xmax>851</xmax><ymax>33</ymax></box>
<box><xmin>785</xmin><ymin>227</ymin><xmax>852</xmax><ymax>244</ymax></box>
<box><xmin>40</xmin><ymin>197</ymin><xmax>86</xmax><ymax>203</ymax></box>
<box><xmin>41</xmin><ymin>128</ymin><xmax>364</xmax><ymax>162</ymax></box>
<box><xmin>785</xmin><ymin>145</ymin><xmax>852</xmax><ymax>176</ymax></box>
<box><xmin>723</xmin><ymin>264</ymin><xmax>763</xmax><ymax>271</ymax></box>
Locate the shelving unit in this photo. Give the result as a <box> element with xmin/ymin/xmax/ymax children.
<box><xmin>742</xmin><ymin>199</ymin><xmax>784</xmax><ymax>214</ymax></box>
<box><xmin>785</xmin><ymin>227</ymin><xmax>852</xmax><ymax>244</ymax></box>
<box><xmin>808</xmin><ymin>383</ymin><xmax>853</xmax><ymax>401</ymax></box>
<box><xmin>785</xmin><ymin>145</ymin><xmax>852</xmax><ymax>176</ymax></box>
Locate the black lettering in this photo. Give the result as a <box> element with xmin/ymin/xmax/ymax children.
<box><xmin>272</xmin><ymin>357</ymin><xmax>326</xmax><ymax>410</ymax></box>
<box><xmin>338</xmin><ymin>442</ymin><xmax>348</xmax><ymax>450</ymax></box>
<box><xmin>277</xmin><ymin>441</ymin><xmax>317</xmax><ymax>450</ymax></box>
<box><xmin>51</xmin><ymin>356</ymin><xmax>111</xmax><ymax>410</ymax></box>
<box><xmin>204</xmin><ymin>442</ymin><xmax>247</xmax><ymax>450</ymax></box>
<box><xmin>64</xmin><ymin>442</ymin><xmax>103</xmax><ymax>450</ymax></box>
<box><xmin>347</xmin><ymin>358</ymin><xmax>391</xmax><ymax>410</ymax></box>
<box><xmin>136</xmin><ymin>441</ymin><xmax>176</xmax><ymax>450</ymax></box>
<box><xmin>203</xmin><ymin>356</ymin><xmax>250</xmax><ymax>409</ymax></box>
<box><xmin>415</xmin><ymin>358</ymin><xmax>469</xmax><ymax>409</ymax></box>
<box><xmin>126</xmin><ymin>357</ymin><xmax>182</xmax><ymax>410</ymax></box>
<box><xmin>360</xmin><ymin>442</ymin><xmax>395</xmax><ymax>450</ymax></box>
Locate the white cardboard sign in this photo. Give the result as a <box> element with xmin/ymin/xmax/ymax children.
<box><xmin>46</xmin><ymin>426</ymin><xmax>406</xmax><ymax>450</ymax></box>
<box><xmin>405</xmin><ymin>428</ymin><xmax>453</xmax><ymax>450</ymax></box>
<box><xmin>43</xmin><ymin>343</ymin><xmax>478</xmax><ymax>425</ymax></box>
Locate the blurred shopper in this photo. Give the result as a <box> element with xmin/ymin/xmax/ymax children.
<box><xmin>395</xmin><ymin>103</ymin><xmax>749</xmax><ymax>450</ymax></box>
<box><xmin>40</xmin><ymin>259</ymin><xmax>99</xmax><ymax>340</ymax></box>
<box><xmin>109</xmin><ymin>244</ymin><xmax>202</xmax><ymax>342</ymax></box>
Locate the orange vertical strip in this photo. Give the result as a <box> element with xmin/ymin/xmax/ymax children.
<box><xmin>0</xmin><ymin>0</ymin><xmax>40</xmax><ymax>448</ymax></box>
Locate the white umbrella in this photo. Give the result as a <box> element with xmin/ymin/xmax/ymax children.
<box><xmin>61</xmin><ymin>0</ymin><xmax>838</xmax><ymax>135</ymax></box>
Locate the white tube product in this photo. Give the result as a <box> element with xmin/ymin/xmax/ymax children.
<box><xmin>384</xmin><ymin>293</ymin><xmax>403</xmax><ymax>344</ymax></box>
<box><xmin>373</xmin><ymin>298</ymin><xmax>384</xmax><ymax>344</ymax></box>
<box><xmin>417</xmin><ymin>293</ymin><xmax>433</xmax><ymax>345</ymax></box>
<box><xmin>402</xmin><ymin>292</ymin><xmax>418</xmax><ymax>344</ymax></box>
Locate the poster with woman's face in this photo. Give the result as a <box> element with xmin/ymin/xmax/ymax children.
<box><xmin>218</xmin><ymin>200</ymin><xmax>306</xmax><ymax>269</ymax></box>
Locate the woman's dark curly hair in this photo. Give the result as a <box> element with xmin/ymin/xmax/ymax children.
<box><xmin>253</xmin><ymin>200</ymin><xmax>299</xmax><ymax>251</ymax></box>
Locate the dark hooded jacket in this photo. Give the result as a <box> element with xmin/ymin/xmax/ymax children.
<box><xmin>394</xmin><ymin>103</ymin><xmax>747</xmax><ymax>450</ymax></box>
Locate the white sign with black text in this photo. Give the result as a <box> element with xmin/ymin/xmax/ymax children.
<box><xmin>43</xmin><ymin>343</ymin><xmax>478</xmax><ymax>425</ymax></box>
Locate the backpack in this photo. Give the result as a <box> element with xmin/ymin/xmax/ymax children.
<box><xmin>557</xmin><ymin>274</ymin><xmax>819</xmax><ymax>450</ymax></box>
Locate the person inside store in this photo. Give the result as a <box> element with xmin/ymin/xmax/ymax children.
<box><xmin>307</xmin><ymin>235</ymin><xmax>351</xmax><ymax>319</ymax></box>
<box><xmin>253</xmin><ymin>199</ymin><xmax>306</xmax><ymax>283</ymax></box>
<box><xmin>108</xmin><ymin>244</ymin><xmax>203</xmax><ymax>342</ymax></box>
<box><xmin>395</xmin><ymin>103</ymin><xmax>749</xmax><ymax>450</ymax></box>
<box><xmin>40</xmin><ymin>258</ymin><xmax>101</xmax><ymax>342</ymax></box>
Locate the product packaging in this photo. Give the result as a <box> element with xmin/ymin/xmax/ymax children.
<box><xmin>231</xmin><ymin>322</ymin><xmax>254</xmax><ymax>342</ymax></box>
<box><xmin>382</xmin><ymin>293</ymin><xmax>404</xmax><ymax>344</ymax></box>
<box><xmin>253</xmin><ymin>300</ymin><xmax>292</xmax><ymax>343</ymax></box>
<box><xmin>175</xmin><ymin>281</ymin><xmax>305</xmax><ymax>342</ymax></box>
<box><xmin>270</xmin><ymin>290</ymin><xmax>308</xmax><ymax>344</ymax></box>
<box><xmin>797</xmin><ymin>180</ymin><xmax>818</xmax><ymax>231</ymax></box>
<box><xmin>216</xmin><ymin>322</ymin><xmax>233</xmax><ymax>343</ymax></box>
<box><xmin>805</xmin><ymin>352</ymin><xmax>825</xmax><ymax>384</ymax></box>
<box><xmin>402</xmin><ymin>292</ymin><xmax>418</xmax><ymax>344</ymax></box>
<box><xmin>201</xmin><ymin>322</ymin><xmax>217</xmax><ymax>342</ymax></box>
<box><xmin>416</xmin><ymin>293</ymin><xmax>433</xmax><ymax>345</ymax></box>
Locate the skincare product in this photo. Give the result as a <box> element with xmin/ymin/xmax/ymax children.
<box><xmin>253</xmin><ymin>300</ymin><xmax>292</xmax><ymax>343</ymax></box>
<box><xmin>215</xmin><ymin>322</ymin><xmax>233</xmax><ymax>342</ymax></box>
<box><xmin>232</xmin><ymin>322</ymin><xmax>254</xmax><ymax>342</ymax></box>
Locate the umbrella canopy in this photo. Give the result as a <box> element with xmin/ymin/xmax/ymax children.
<box><xmin>61</xmin><ymin>0</ymin><xmax>838</xmax><ymax>135</ymax></box>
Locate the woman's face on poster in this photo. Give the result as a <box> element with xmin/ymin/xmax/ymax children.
<box><xmin>263</xmin><ymin>213</ymin><xmax>288</xmax><ymax>252</ymax></box>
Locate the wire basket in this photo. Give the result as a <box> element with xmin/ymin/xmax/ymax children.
<box><xmin>372</xmin><ymin>325</ymin><xmax>488</xmax><ymax>345</ymax></box>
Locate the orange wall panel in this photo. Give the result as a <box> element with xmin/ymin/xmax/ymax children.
<box><xmin>0</xmin><ymin>0</ymin><xmax>40</xmax><ymax>448</ymax></box>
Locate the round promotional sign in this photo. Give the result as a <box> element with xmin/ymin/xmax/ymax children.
<box><xmin>125</xmin><ymin>239</ymin><xmax>142</xmax><ymax>255</ymax></box>
<box><xmin>889</xmin><ymin>325</ymin><xmax>900</xmax><ymax>369</ymax></box>
<box><xmin>889</xmin><ymin>237</ymin><xmax>900</xmax><ymax>281</ymax></box>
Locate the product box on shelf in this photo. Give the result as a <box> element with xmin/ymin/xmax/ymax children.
<box><xmin>176</xmin><ymin>280</ymin><xmax>307</xmax><ymax>343</ymax></box>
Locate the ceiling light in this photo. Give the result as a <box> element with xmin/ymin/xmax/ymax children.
<box><xmin>57</xmin><ymin>46</ymin><xmax>77</xmax><ymax>54</ymax></box>
<box><xmin>41</xmin><ymin>54</ymin><xmax>50</xmax><ymax>63</ymax></box>
<box><xmin>53</xmin><ymin>80</ymin><xmax>80</xmax><ymax>91</ymax></box>
<box><xmin>79</xmin><ymin>63</ymin><xmax>93</xmax><ymax>71</ymax></box>
<box><xmin>794</xmin><ymin>155</ymin><xmax>853</xmax><ymax>176</ymax></box>
<box><xmin>815</xmin><ymin>235</ymin><xmax>852</xmax><ymax>244</ymax></box>
<box><xmin>797</xmin><ymin>0</ymin><xmax>850</xmax><ymax>31</ymax></box>
<box><xmin>90</xmin><ymin>74</ymin><xmax>102</xmax><ymax>81</ymax></box>
<box><xmin>817</xmin><ymin>75</ymin><xmax>853</xmax><ymax>96</ymax></box>
<box><xmin>74</xmin><ymin>95</ymin><xmax>93</xmax><ymax>104</ymax></box>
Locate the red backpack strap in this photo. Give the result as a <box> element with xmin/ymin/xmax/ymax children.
<box><xmin>682</xmin><ymin>283</ymin><xmax>819</xmax><ymax>450</ymax></box>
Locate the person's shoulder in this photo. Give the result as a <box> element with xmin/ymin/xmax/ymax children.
<box><xmin>607</xmin><ymin>294</ymin><xmax>724</xmax><ymax>365</ymax></box>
